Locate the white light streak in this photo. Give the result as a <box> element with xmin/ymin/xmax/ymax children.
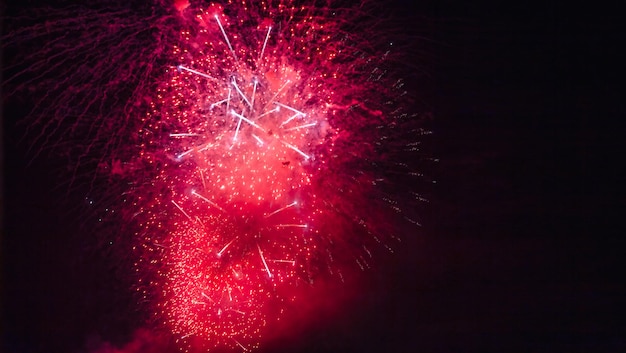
<box><xmin>232</xmin><ymin>78</ymin><xmax>252</xmax><ymax>108</ymax></box>
<box><xmin>280</xmin><ymin>112</ymin><xmax>302</xmax><ymax>127</ymax></box>
<box><xmin>214</xmin><ymin>15</ymin><xmax>237</xmax><ymax>62</ymax></box>
<box><xmin>257</xmin><ymin>244</ymin><xmax>273</xmax><ymax>278</ymax></box>
<box><xmin>265</xmin><ymin>201</ymin><xmax>298</xmax><ymax>218</ymax></box>
<box><xmin>252</xmin><ymin>134</ymin><xmax>264</xmax><ymax>146</ymax></box>
<box><xmin>258</xmin><ymin>26</ymin><xmax>272</xmax><ymax>64</ymax></box>
<box><xmin>282</xmin><ymin>142</ymin><xmax>310</xmax><ymax>159</ymax></box>
<box><xmin>226</xmin><ymin>87</ymin><xmax>232</xmax><ymax>114</ymax></box>
<box><xmin>275</xmin><ymin>102</ymin><xmax>306</xmax><ymax>117</ymax></box>
<box><xmin>171</xmin><ymin>200</ymin><xmax>193</xmax><ymax>221</ymax></box>
<box><xmin>170</xmin><ymin>133</ymin><xmax>200</xmax><ymax>137</ymax></box>
<box><xmin>283</xmin><ymin>122</ymin><xmax>317</xmax><ymax>131</ymax></box>
<box><xmin>231</xmin><ymin>110</ymin><xmax>266</xmax><ymax>131</ymax></box>
<box><xmin>256</xmin><ymin>106</ymin><xmax>279</xmax><ymax>120</ymax></box>
<box><xmin>275</xmin><ymin>224</ymin><xmax>308</xmax><ymax>228</ymax></box>
<box><xmin>218</xmin><ymin>239</ymin><xmax>236</xmax><ymax>257</ymax></box>
<box><xmin>191</xmin><ymin>190</ymin><xmax>226</xmax><ymax>212</ymax></box>
<box><xmin>232</xmin><ymin>338</ymin><xmax>248</xmax><ymax>352</ymax></box>
<box><xmin>251</xmin><ymin>79</ymin><xmax>258</xmax><ymax>111</ymax></box>
<box><xmin>233</xmin><ymin>110</ymin><xmax>243</xmax><ymax>143</ymax></box>
<box><xmin>270</xmin><ymin>259</ymin><xmax>296</xmax><ymax>265</ymax></box>
<box><xmin>177</xmin><ymin>65</ymin><xmax>216</xmax><ymax>81</ymax></box>
<box><xmin>176</xmin><ymin>148</ymin><xmax>195</xmax><ymax>159</ymax></box>
<box><xmin>210</xmin><ymin>98</ymin><xmax>229</xmax><ymax>109</ymax></box>
<box><xmin>266</xmin><ymin>80</ymin><xmax>291</xmax><ymax>106</ymax></box>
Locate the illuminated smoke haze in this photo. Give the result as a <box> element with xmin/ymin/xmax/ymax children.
<box><xmin>3</xmin><ymin>0</ymin><xmax>430</xmax><ymax>351</ymax></box>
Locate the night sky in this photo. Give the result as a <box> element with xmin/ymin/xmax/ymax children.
<box><xmin>2</xmin><ymin>1</ymin><xmax>624</xmax><ymax>353</ymax></box>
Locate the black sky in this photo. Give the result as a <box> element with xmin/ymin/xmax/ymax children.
<box><xmin>2</xmin><ymin>1</ymin><xmax>624</xmax><ymax>352</ymax></box>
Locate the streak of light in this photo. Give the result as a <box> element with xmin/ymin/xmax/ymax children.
<box><xmin>214</xmin><ymin>15</ymin><xmax>238</xmax><ymax>62</ymax></box>
<box><xmin>275</xmin><ymin>224</ymin><xmax>308</xmax><ymax>228</ymax></box>
<box><xmin>256</xmin><ymin>106</ymin><xmax>279</xmax><ymax>120</ymax></box>
<box><xmin>283</xmin><ymin>122</ymin><xmax>317</xmax><ymax>131</ymax></box>
<box><xmin>282</xmin><ymin>141</ymin><xmax>310</xmax><ymax>159</ymax></box>
<box><xmin>171</xmin><ymin>200</ymin><xmax>193</xmax><ymax>221</ymax></box>
<box><xmin>170</xmin><ymin>133</ymin><xmax>201</xmax><ymax>137</ymax></box>
<box><xmin>275</xmin><ymin>102</ymin><xmax>306</xmax><ymax>117</ymax></box>
<box><xmin>231</xmin><ymin>110</ymin><xmax>266</xmax><ymax>131</ymax></box>
<box><xmin>218</xmin><ymin>239</ymin><xmax>236</xmax><ymax>257</ymax></box>
<box><xmin>265</xmin><ymin>201</ymin><xmax>298</xmax><ymax>218</ymax></box>
<box><xmin>232</xmin><ymin>338</ymin><xmax>248</xmax><ymax>352</ymax></box>
<box><xmin>252</xmin><ymin>134</ymin><xmax>264</xmax><ymax>146</ymax></box>
<box><xmin>257</xmin><ymin>244</ymin><xmax>273</xmax><ymax>278</ymax></box>
<box><xmin>232</xmin><ymin>78</ymin><xmax>252</xmax><ymax>108</ymax></box>
<box><xmin>177</xmin><ymin>65</ymin><xmax>216</xmax><ymax>81</ymax></box>
<box><xmin>270</xmin><ymin>259</ymin><xmax>296</xmax><ymax>265</ymax></box>
<box><xmin>258</xmin><ymin>26</ymin><xmax>272</xmax><ymax>64</ymax></box>
<box><xmin>191</xmin><ymin>190</ymin><xmax>226</xmax><ymax>212</ymax></box>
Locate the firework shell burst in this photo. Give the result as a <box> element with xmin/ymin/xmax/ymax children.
<box><xmin>3</xmin><ymin>0</ymin><xmax>431</xmax><ymax>351</ymax></box>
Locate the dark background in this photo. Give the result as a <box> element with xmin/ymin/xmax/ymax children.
<box><xmin>2</xmin><ymin>0</ymin><xmax>624</xmax><ymax>352</ymax></box>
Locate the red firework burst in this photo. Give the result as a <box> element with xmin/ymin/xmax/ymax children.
<box><xmin>3</xmin><ymin>0</ymin><xmax>430</xmax><ymax>351</ymax></box>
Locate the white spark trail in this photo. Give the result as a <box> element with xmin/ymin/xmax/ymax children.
<box><xmin>258</xmin><ymin>26</ymin><xmax>272</xmax><ymax>64</ymax></box>
<box><xmin>171</xmin><ymin>200</ymin><xmax>193</xmax><ymax>221</ymax></box>
<box><xmin>257</xmin><ymin>244</ymin><xmax>273</xmax><ymax>278</ymax></box>
<box><xmin>214</xmin><ymin>15</ymin><xmax>238</xmax><ymax>62</ymax></box>
<box><xmin>232</xmin><ymin>78</ymin><xmax>252</xmax><ymax>108</ymax></box>
<box><xmin>265</xmin><ymin>201</ymin><xmax>298</xmax><ymax>218</ymax></box>
<box><xmin>270</xmin><ymin>259</ymin><xmax>296</xmax><ymax>265</ymax></box>
<box><xmin>233</xmin><ymin>111</ymin><xmax>244</xmax><ymax>143</ymax></box>
<box><xmin>210</xmin><ymin>98</ymin><xmax>229</xmax><ymax>109</ymax></box>
<box><xmin>218</xmin><ymin>239</ymin><xmax>236</xmax><ymax>257</ymax></box>
<box><xmin>231</xmin><ymin>110</ymin><xmax>266</xmax><ymax>131</ymax></box>
<box><xmin>275</xmin><ymin>102</ymin><xmax>306</xmax><ymax>116</ymax></box>
<box><xmin>256</xmin><ymin>106</ymin><xmax>279</xmax><ymax>120</ymax></box>
<box><xmin>232</xmin><ymin>338</ymin><xmax>248</xmax><ymax>352</ymax></box>
<box><xmin>266</xmin><ymin>80</ymin><xmax>291</xmax><ymax>107</ymax></box>
<box><xmin>191</xmin><ymin>190</ymin><xmax>226</xmax><ymax>212</ymax></box>
<box><xmin>284</xmin><ymin>122</ymin><xmax>317</xmax><ymax>131</ymax></box>
<box><xmin>280</xmin><ymin>112</ymin><xmax>302</xmax><ymax>127</ymax></box>
<box><xmin>282</xmin><ymin>142</ymin><xmax>310</xmax><ymax>159</ymax></box>
<box><xmin>251</xmin><ymin>79</ymin><xmax>258</xmax><ymax>110</ymax></box>
<box><xmin>176</xmin><ymin>148</ymin><xmax>195</xmax><ymax>159</ymax></box>
<box><xmin>252</xmin><ymin>134</ymin><xmax>264</xmax><ymax>146</ymax></box>
<box><xmin>170</xmin><ymin>133</ymin><xmax>201</xmax><ymax>137</ymax></box>
<box><xmin>177</xmin><ymin>65</ymin><xmax>216</xmax><ymax>81</ymax></box>
<box><xmin>275</xmin><ymin>224</ymin><xmax>308</xmax><ymax>228</ymax></box>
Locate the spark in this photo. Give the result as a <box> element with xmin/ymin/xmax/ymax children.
<box><xmin>252</xmin><ymin>134</ymin><xmax>264</xmax><ymax>146</ymax></box>
<box><xmin>170</xmin><ymin>133</ymin><xmax>201</xmax><ymax>137</ymax></box>
<box><xmin>232</xmin><ymin>78</ymin><xmax>252</xmax><ymax>108</ymax></box>
<box><xmin>258</xmin><ymin>26</ymin><xmax>272</xmax><ymax>64</ymax></box>
<box><xmin>176</xmin><ymin>65</ymin><xmax>216</xmax><ymax>81</ymax></box>
<box><xmin>275</xmin><ymin>102</ymin><xmax>306</xmax><ymax>117</ymax></box>
<box><xmin>283</xmin><ymin>122</ymin><xmax>318</xmax><ymax>131</ymax></box>
<box><xmin>256</xmin><ymin>106</ymin><xmax>279</xmax><ymax>120</ymax></box>
<box><xmin>257</xmin><ymin>244</ymin><xmax>273</xmax><ymax>279</ymax></box>
<box><xmin>171</xmin><ymin>200</ymin><xmax>193</xmax><ymax>221</ymax></box>
<box><xmin>230</xmin><ymin>110</ymin><xmax>266</xmax><ymax>131</ymax></box>
<box><xmin>217</xmin><ymin>239</ymin><xmax>236</xmax><ymax>257</ymax></box>
<box><xmin>281</xmin><ymin>142</ymin><xmax>310</xmax><ymax>159</ymax></box>
<box><xmin>265</xmin><ymin>201</ymin><xmax>298</xmax><ymax>218</ymax></box>
<box><xmin>270</xmin><ymin>259</ymin><xmax>296</xmax><ymax>265</ymax></box>
<box><xmin>191</xmin><ymin>190</ymin><xmax>226</xmax><ymax>212</ymax></box>
<box><xmin>214</xmin><ymin>14</ymin><xmax>237</xmax><ymax>62</ymax></box>
<box><xmin>275</xmin><ymin>224</ymin><xmax>308</xmax><ymax>229</ymax></box>
<box><xmin>232</xmin><ymin>338</ymin><xmax>249</xmax><ymax>352</ymax></box>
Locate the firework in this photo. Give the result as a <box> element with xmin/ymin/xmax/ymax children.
<box><xmin>3</xmin><ymin>0</ymin><xmax>430</xmax><ymax>351</ymax></box>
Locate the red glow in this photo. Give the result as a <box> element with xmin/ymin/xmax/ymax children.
<box><xmin>4</xmin><ymin>0</ymin><xmax>425</xmax><ymax>351</ymax></box>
